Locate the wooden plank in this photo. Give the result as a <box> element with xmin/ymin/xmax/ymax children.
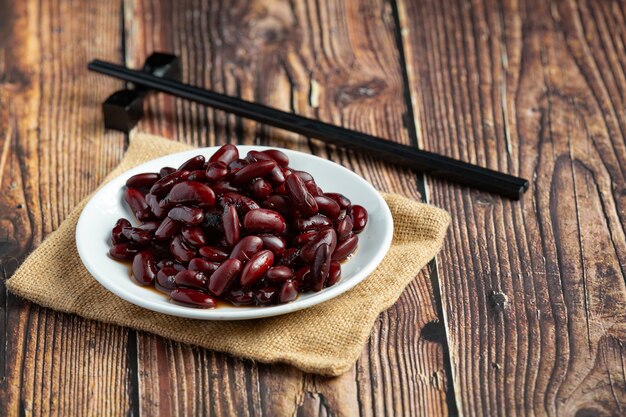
<box><xmin>397</xmin><ymin>0</ymin><xmax>626</xmax><ymax>415</ymax></box>
<box><xmin>124</xmin><ymin>0</ymin><xmax>451</xmax><ymax>415</ymax></box>
<box><xmin>0</xmin><ymin>0</ymin><xmax>135</xmax><ymax>415</ymax></box>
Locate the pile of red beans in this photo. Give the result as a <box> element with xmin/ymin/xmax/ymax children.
<box><xmin>109</xmin><ymin>144</ymin><xmax>368</xmax><ymax>308</ymax></box>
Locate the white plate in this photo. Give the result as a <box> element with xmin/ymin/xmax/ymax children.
<box><xmin>76</xmin><ymin>146</ymin><xmax>393</xmax><ymax>320</ymax></box>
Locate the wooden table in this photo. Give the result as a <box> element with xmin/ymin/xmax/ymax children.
<box><xmin>1</xmin><ymin>0</ymin><xmax>625</xmax><ymax>415</ymax></box>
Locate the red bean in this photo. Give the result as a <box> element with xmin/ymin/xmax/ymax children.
<box><xmin>314</xmin><ymin>195</ymin><xmax>340</xmax><ymax>220</ymax></box>
<box><xmin>310</xmin><ymin>244</ymin><xmax>331</xmax><ymax>292</ymax></box>
<box><xmin>221</xmin><ymin>192</ymin><xmax>260</xmax><ymax>215</ymax></box>
<box><xmin>262</xmin><ymin>195</ymin><xmax>291</xmax><ymax>216</ymax></box>
<box><xmin>254</xmin><ymin>287</ymin><xmax>277</xmax><ymax>305</ymax></box>
<box><xmin>292</xmin><ymin>170</ymin><xmax>313</xmax><ymax>182</ymax></box>
<box><xmin>279</xmin><ymin>280</ymin><xmax>298</xmax><ymax>303</ymax></box>
<box><xmin>111</xmin><ymin>218</ymin><xmax>131</xmax><ymax>244</ymax></box>
<box><xmin>168</xmin><ymin>206</ymin><xmax>205</xmax><ymax>225</ymax></box>
<box><xmin>228</xmin><ymin>158</ymin><xmax>248</xmax><ymax>173</ymax></box>
<box><xmin>170</xmin><ymin>288</ymin><xmax>216</xmax><ymax>308</ymax></box>
<box><xmin>228</xmin><ymin>289</ymin><xmax>255</xmax><ymax>305</ymax></box>
<box><xmin>251</xmin><ymin>179</ymin><xmax>273</xmax><ymax>200</ymax></box>
<box><xmin>156</xmin><ymin>259</ymin><xmax>178</xmax><ymax>270</ymax></box>
<box><xmin>145</xmin><ymin>193</ymin><xmax>167</xmax><ymax>218</ymax></box>
<box><xmin>266</xmin><ymin>266</ymin><xmax>293</xmax><ymax>282</ymax></box>
<box><xmin>126</xmin><ymin>173</ymin><xmax>160</xmax><ymax>188</ymax></box>
<box><xmin>331</xmin><ymin>235</ymin><xmax>358</xmax><ymax>261</ymax></box>
<box><xmin>211</xmin><ymin>181</ymin><xmax>239</xmax><ymax>195</ymax></box>
<box><xmin>188</xmin><ymin>258</ymin><xmax>220</xmax><ymax>276</ymax></box>
<box><xmin>137</xmin><ymin>221</ymin><xmax>160</xmax><ymax>233</ymax></box>
<box><xmin>222</xmin><ymin>205</ymin><xmax>241</xmax><ymax>247</ymax></box>
<box><xmin>109</xmin><ymin>243</ymin><xmax>140</xmax><ymax>260</ymax></box>
<box><xmin>240</xmin><ymin>250</ymin><xmax>274</xmax><ymax>287</ymax></box>
<box><xmin>350</xmin><ymin>205</ymin><xmax>368</xmax><ymax>233</ymax></box>
<box><xmin>159</xmin><ymin>167</ymin><xmax>176</xmax><ymax>177</ymax></box>
<box><xmin>124</xmin><ymin>188</ymin><xmax>152</xmax><ymax>220</ymax></box>
<box><xmin>150</xmin><ymin>170</ymin><xmax>191</xmax><ymax>196</ymax></box>
<box><xmin>325</xmin><ymin>193</ymin><xmax>351</xmax><ymax>210</ymax></box>
<box><xmin>174</xmin><ymin>269</ymin><xmax>208</xmax><ymax>290</ymax></box>
<box><xmin>327</xmin><ymin>261</ymin><xmax>342</xmax><ymax>287</ymax></box>
<box><xmin>199</xmin><ymin>246</ymin><xmax>229</xmax><ymax>262</ymax></box>
<box><xmin>274</xmin><ymin>183</ymin><xmax>287</xmax><ymax>196</ymax></box>
<box><xmin>335</xmin><ymin>215</ymin><xmax>353</xmax><ymax>241</ymax></box>
<box><xmin>205</xmin><ymin>161</ymin><xmax>228</xmax><ymax>181</ymax></box>
<box><xmin>262</xmin><ymin>149</ymin><xmax>289</xmax><ymax>167</ymax></box>
<box><xmin>208</xmin><ymin>258</ymin><xmax>242</xmax><ymax>296</ymax></box>
<box><xmin>293</xmin><ymin>230</ymin><xmax>317</xmax><ymax>246</ymax></box>
<box><xmin>178</xmin><ymin>155</ymin><xmax>205</xmax><ymax>171</ymax></box>
<box><xmin>285</xmin><ymin>174</ymin><xmax>318</xmax><ymax>216</ymax></box>
<box><xmin>259</xmin><ymin>235</ymin><xmax>286</xmax><ymax>257</ymax></box>
<box><xmin>269</xmin><ymin>167</ymin><xmax>286</xmax><ymax>185</ymax></box>
<box><xmin>231</xmin><ymin>160</ymin><xmax>276</xmax><ymax>185</ymax></box>
<box><xmin>300</xmin><ymin>228</ymin><xmax>337</xmax><ymax>263</ymax></box>
<box><xmin>229</xmin><ymin>236</ymin><xmax>264</xmax><ymax>263</ymax></box>
<box><xmin>305</xmin><ymin>181</ymin><xmax>323</xmax><ymax>196</ymax></box>
<box><xmin>246</xmin><ymin>151</ymin><xmax>286</xmax><ymax>184</ymax></box>
<box><xmin>243</xmin><ymin>209</ymin><xmax>286</xmax><ymax>235</ymax></box>
<box><xmin>211</xmin><ymin>180</ymin><xmax>239</xmax><ymax>194</ymax></box>
<box><xmin>293</xmin><ymin>266</ymin><xmax>311</xmax><ymax>287</ymax></box>
<box><xmin>294</xmin><ymin>214</ymin><xmax>332</xmax><ymax>232</ymax></box>
<box><xmin>154</xmin><ymin>217</ymin><xmax>181</xmax><ymax>240</ymax></box>
<box><xmin>156</xmin><ymin>267</ymin><xmax>177</xmax><ymax>293</ymax></box>
<box><xmin>244</xmin><ymin>150</ymin><xmax>264</xmax><ymax>163</ymax></box>
<box><xmin>181</xmin><ymin>226</ymin><xmax>207</xmax><ymax>246</ymax></box>
<box><xmin>235</xmin><ymin>195</ymin><xmax>261</xmax><ymax>213</ymax></box>
<box><xmin>209</xmin><ymin>144</ymin><xmax>239</xmax><ymax>165</ymax></box>
<box><xmin>187</xmin><ymin>170</ymin><xmax>207</xmax><ymax>182</ymax></box>
<box><xmin>161</xmin><ymin>181</ymin><xmax>216</xmax><ymax>208</ymax></box>
<box><xmin>170</xmin><ymin>235</ymin><xmax>196</xmax><ymax>262</ymax></box>
<box><xmin>122</xmin><ymin>226</ymin><xmax>153</xmax><ymax>245</ymax></box>
<box><xmin>131</xmin><ymin>250</ymin><xmax>157</xmax><ymax>285</ymax></box>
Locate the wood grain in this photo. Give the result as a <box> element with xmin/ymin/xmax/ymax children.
<box><xmin>123</xmin><ymin>0</ymin><xmax>451</xmax><ymax>415</ymax></box>
<box><xmin>4</xmin><ymin>0</ymin><xmax>625</xmax><ymax>414</ymax></box>
<box><xmin>398</xmin><ymin>0</ymin><xmax>626</xmax><ymax>415</ymax></box>
<box><xmin>0</xmin><ymin>0</ymin><xmax>134</xmax><ymax>415</ymax></box>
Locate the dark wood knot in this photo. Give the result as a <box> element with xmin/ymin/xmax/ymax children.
<box><xmin>488</xmin><ymin>290</ymin><xmax>508</xmax><ymax>312</ymax></box>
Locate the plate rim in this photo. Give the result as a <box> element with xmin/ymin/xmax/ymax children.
<box><xmin>76</xmin><ymin>145</ymin><xmax>393</xmax><ymax>320</ymax></box>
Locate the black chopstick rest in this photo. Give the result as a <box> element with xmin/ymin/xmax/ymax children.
<box><xmin>101</xmin><ymin>53</ymin><xmax>181</xmax><ymax>132</ymax></box>
<box><xmin>102</xmin><ymin>89</ymin><xmax>145</xmax><ymax>132</ymax></box>
<box><xmin>142</xmin><ymin>52</ymin><xmax>181</xmax><ymax>81</ymax></box>
<box><xmin>89</xmin><ymin>58</ymin><xmax>529</xmax><ymax>199</ymax></box>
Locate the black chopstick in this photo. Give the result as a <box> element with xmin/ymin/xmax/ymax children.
<box><xmin>88</xmin><ymin>59</ymin><xmax>529</xmax><ymax>200</ymax></box>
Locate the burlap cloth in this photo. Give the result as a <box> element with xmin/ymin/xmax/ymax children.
<box><xmin>7</xmin><ymin>133</ymin><xmax>450</xmax><ymax>376</ymax></box>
